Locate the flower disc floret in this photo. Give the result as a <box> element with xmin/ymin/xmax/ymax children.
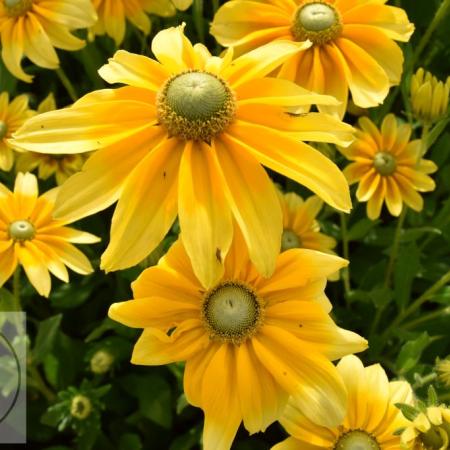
<box><xmin>8</xmin><ymin>219</ymin><xmax>35</xmax><ymax>241</ymax></box>
<box><xmin>373</xmin><ymin>151</ymin><xmax>397</xmax><ymax>176</ymax></box>
<box><xmin>202</xmin><ymin>281</ymin><xmax>264</xmax><ymax>344</ymax></box>
<box><xmin>281</xmin><ymin>229</ymin><xmax>302</xmax><ymax>251</ymax></box>
<box><xmin>157</xmin><ymin>70</ymin><xmax>236</xmax><ymax>142</ymax></box>
<box><xmin>70</xmin><ymin>395</ymin><xmax>92</xmax><ymax>420</ymax></box>
<box><xmin>335</xmin><ymin>430</ymin><xmax>380</xmax><ymax>450</ymax></box>
<box><xmin>292</xmin><ymin>2</ymin><xmax>342</xmax><ymax>45</ymax></box>
<box><xmin>3</xmin><ymin>0</ymin><xmax>33</xmax><ymax>17</ymax></box>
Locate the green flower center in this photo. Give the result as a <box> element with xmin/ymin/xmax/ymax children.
<box><xmin>292</xmin><ymin>2</ymin><xmax>342</xmax><ymax>45</ymax></box>
<box><xmin>3</xmin><ymin>0</ymin><xmax>33</xmax><ymax>17</ymax></box>
<box><xmin>281</xmin><ymin>229</ymin><xmax>302</xmax><ymax>251</ymax></box>
<box><xmin>335</xmin><ymin>430</ymin><xmax>381</xmax><ymax>450</ymax></box>
<box><xmin>70</xmin><ymin>395</ymin><xmax>92</xmax><ymax>420</ymax></box>
<box><xmin>8</xmin><ymin>220</ymin><xmax>36</xmax><ymax>241</ymax></box>
<box><xmin>0</xmin><ymin>121</ymin><xmax>7</xmax><ymax>139</ymax></box>
<box><xmin>373</xmin><ymin>151</ymin><xmax>397</xmax><ymax>176</ymax></box>
<box><xmin>157</xmin><ymin>70</ymin><xmax>236</xmax><ymax>142</ymax></box>
<box><xmin>202</xmin><ymin>281</ymin><xmax>264</xmax><ymax>344</ymax></box>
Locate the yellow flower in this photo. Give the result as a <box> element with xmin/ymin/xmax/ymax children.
<box><xmin>411</xmin><ymin>68</ymin><xmax>450</xmax><ymax>125</ymax></box>
<box><xmin>341</xmin><ymin>114</ymin><xmax>437</xmax><ymax>220</ymax></box>
<box><xmin>91</xmin><ymin>0</ymin><xmax>193</xmax><ymax>46</ymax></box>
<box><xmin>273</xmin><ymin>355</ymin><xmax>414</xmax><ymax>450</ymax></box>
<box><xmin>211</xmin><ymin>0</ymin><xmax>414</xmax><ymax>118</ymax></box>
<box><xmin>437</xmin><ymin>358</ymin><xmax>450</xmax><ymax>388</ymax></box>
<box><xmin>0</xmin><ymin>172</ymin><xmax>100</xmax><ymax>297</ymax></box>
<box><xmin>279</xmin><ymin>191</ymin><xmax>336</xmax><ymax>254</ymax></box>
<box><xmin>11</xmin><ymin>25</ymin><xmax>354</xmax><ymax>289</ymax></box>
<box><xmin>402</xmin><ymin>405</ymin><xmax>450</xmax><ymax>450</ymax></box>
<box><xmin>15</xmin><ymin>94</ymin><xmax>86</xmax><ymax>184</ymax></box>
<box><xmin>108</xmin><ymin>233</ymin><xmax>367</xmax><ymax>450</ymax></box>
<box><xmin>0</xmin><ymin>92</ymin><xmax>34</xmax><ymax>171</ymax></box>
<box><xmin>0</xmin><ymin>0</ymin><xmax>97</xmax><ymax>83</ymax></box>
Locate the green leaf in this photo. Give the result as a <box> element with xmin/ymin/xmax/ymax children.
<box><xmin>119</xmin><ymin>433</ymin><xmax>142</xmax><ymax>450</ymax></box>
<box><xmin>395</xmin><ymin>403</ymin><xmax>419</xmax><ymax>421</ymax></box>
<box><xmin>396</xmin><ymin>332</ymin><xmax>431</xmax><ymax>374</ymax></box>
<box><xmin>426</xmin><ymin>118</ymin><xmax>450</xmax><ymax>152</ymax></box>
<box><xmin>394</xmin><ymin>243</ymin><xmax>421</xmax><ymax>309</ymax></box>
<box><xmin>368</xmin><ymin>286</ymin><xmax>394</xmax><ymax>308</ymax></box>
<box><xmin>347</xmin><ymin>218</ymin><xmax>380</xmax><ymax>241</ymax></box>
<box><xmin>120</xmin><ymin>375</ymin><xmax>173</xmax><ymax>429</ymax></box>
<box><xmin>401</xmin><ymin>227</ymin><xmax>442</xmax><ymax>243</ymax></box>
<box><xmin>33</xmin><ymin>314</ymin><xmax>63</xmax><ymax>363</ymax></box>
<box><xmin>0</xmin><ymin>288</ymin><xmax>16</xmax><ymax>313</ymax></box>
<box><xmin>427</xmin><ymin>385</ymin><xmax>438</xmax><ymax>405</ymax></box>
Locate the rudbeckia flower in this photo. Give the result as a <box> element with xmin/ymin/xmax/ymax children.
<box><xmin>211</xmin><ymin>0</ymin><xmax>414</xmax><ymax>118</ymax></box>
<box><xmin>272</xmin><ymin>355</ymin><xmax>413</xmax><ymax>450</ymax></box>
<box><xmin>0</xmin><ymin>0</ymin><xmax>97</xmax><ymax>83</ymax></box>
<box><xmin>401</xmin><ymin>404</ymin><xmax>450</xmax><ymax>450</ymax></box>
<box><xmin>0</xmin><ymin>92</ymin><xmax>34</xmax><ymax>171</ymax></box>
<box><xmin>91</xmin><ymin>0</ymin><xmax>192</xmax><ymax>46</ymax></box>
<box><xmin>279</xmin><ymin>191</ymin><xmax>336</xmax><ymax>254</ymax></box>
<box><xmin>15</xmin><ymin>94</ymin><xmax>87</xmax><ymax>184</ymax></box>
<box><xmin>411</xmin><ymin>68</ymin><xmax>450</xmax><ymax>125</ymax></box>
<box><xmin>341</xmin><ymin>114</ymin><xmax>437</xmax><ymax>220</ymax></box>
<box><xmin>0</xmin><ymin>172</ymin><xmax>100</xmax><ymax>297</ymax></box>
<box><xmin>108</xmin><ymin>233</ymin><xmax>367</xmax><ymax>450</ymax></box>
<box><xmin>11</xmin><ymin>25</ymin><xmax>354</xmax><ymax>289</ymax></box>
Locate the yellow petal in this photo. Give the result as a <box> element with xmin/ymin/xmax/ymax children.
<box><xmin>226</xmin><ymin>122</ymin><xmax>351</xmax><ymax>212</ymax></box>
<box><xmin>222</xmin><ymin>40</ymin><xmax>309</xmax><ymax>89</ymax></box>
<box><xmin>0</xmin><ymin>246</ymin><xmax>17</xmax><ymax>288</ymax></box>
<box><xmin>236</xmin><ymin>77</ymin><xmax>340</xmax><ymax>107</ymax></box>
<box><xmin>215</xmin><ymin>136</ymin><xmax>282</xmax><ymax>279</ymax></box>
<box><xmin>151</xmin><ymin>24</ymin><xmax>199</xmax><ymax>73</ymax></box>
<box><xmin>108</xmin><ymin>297</ymin><xmax>199</xmax><ymax>329</ymax></box>
<box><xmin>54</xmin><ymin>127</ymin><xmax>165</xmax><ymax>222</ymax></box>
<box><xmin>253</xmin><ymin>326</ymin><xmax>347</xmax><ymax>428</ymax></box>
<box><xmin>236</xmin><ymin>342</ymin><xmax>288</xmax><ymax>434</ymax></box>
<box><xmin>131</xmin><ymin>319</ymin><xmax>208</xmax><ymax>365</ymax></box>
<box><xmin>13</xmin><ymin>172</ymin><xmax>39</xmax><ymax>218</ymax></box>
<box><xmin>178</xmin><ymin>141</ymin><xmax>233</xmax><ymax>289</ymax></box>
<box><xmin>16</xmin><ymin>242</ymin><xmax>51</xmax><ymax>297</ymax></box>
<box><xmin>98</xmin><ymin>50</ymin><xmax>170</xmax><ymax>91</ymax></box>
<box><xmin>201</xmin><ymin>344</ymin><xmax>242</xmax><ymax>450</ymax></box>
<box><xmin>272</xmin><ymin>436</ymin><xmax>324</xmax><ymax>450</ymax></box>
<box><xmin>101</xmin><ymin>138</ymin><xmax>181</xmax><ymax>271</ymax></box>
<box><xmin>335</xmin><ymin>38</ymin><xmax>390</xmax><ymax>107</ymax></box>
<box><xmin>11</xmin><ymin>91</ymin><xmax>157</xmax><ymax>154</ymax></box>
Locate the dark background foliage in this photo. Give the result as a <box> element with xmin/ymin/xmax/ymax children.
<box><xmin>0</xmin><ymin>1</ymin><xmax>449</xmax><ymax>449</ymax></box>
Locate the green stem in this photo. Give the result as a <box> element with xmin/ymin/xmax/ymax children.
<box><xmin>193</xmin><ymin>0</ymin><xmax>205</xmax><ymax>43</ymax></box>
<box><xmin>420</xmin><ymin>123</ymin><xmax>431</xmax><ymax>158</ymax></box>
<box><xmin>212</xmin><ymin>0</ymin><xmax>220</xmax><ymax>14</ymax></box>
<box><xmin>384</xmin><ymin>208</ymin><xmax>407</xmax><ymax>288</ymax></box>
<box><xmin>339</xmin><ymin>212</ymin><xmax>351</xmax><ymax>299</ymax></box>
<box><xmin>412</xmin><ymin>0</ymin><xmax>450</xmax><ymax>67</ymax></box>
<box><xmin>403</xmin><ymin>306</ymin><xmax>450</xmax><ymax>330</ymax></box>
<box><xmin>12</xmin><ymin>266</ymin><xmax>21</xmax><ymax>312</ymax></box>
<box><xmin>383</xmin><ymin>269</ymin><xmax>450</xmax><ymax>338</ymax></box>
<box><xmin>412</xmin><ymin>372</ymin><xmax>437</xmax><ymax>389</ymax></box>
<box><xmin>56</xmin><ymin>68</ymin><xmax>78</xmax><ymax>103</ymax></box>
<box><xmin>28</xmin><ymin>364</ymin><xmax>56</xmax><ymax>403</ymax></box>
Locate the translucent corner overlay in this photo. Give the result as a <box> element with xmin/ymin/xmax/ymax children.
<box><xmin>0</xmin><ymin>312</ymin><xmax>26</xmax><ymax>443</ymax></box>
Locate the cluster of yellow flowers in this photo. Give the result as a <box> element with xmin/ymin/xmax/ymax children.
<box><xmin>0</xmin><ymin>1</ymin><xmax>449</xmax><ymax>449</ymax></box>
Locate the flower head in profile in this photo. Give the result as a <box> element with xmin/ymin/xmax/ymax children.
<box><xmin>11</xmin><ymin>25</ymin><xmax>354</xmax><ymax>289</ymax></box>
<box><xmin>15</xmin><ymin>94</ymin><xmax>86</xmax><ymax>184</ymax></box>
<box><xmin>0</xmin><ymin>92</ymin><xmax>34</xmax><ymax>171</ymax></box>
<box><xmin>437</xmin><ymin>357</ymin><xmax>450</xmax><ymax>388</ymax></box>
<box><xmin>341</xmin><ymin>114</ymin><xmax>437</xmax><ymax>220</ymax></box>
<box><xmin>411</xmin><ymin>68</ymin><xmax>450</xmax><ymax>125</ymax></box>
<box><xmin>0</xmin><ymin>0</ymin><xmax>97</xmax><ymax>82</ymax></box>
<box><xmin>401</xmin><ymin>403</ymin><xmax>450</xmax><ymax>450</ymax></box>
<box><xmin>0</xmin><ymin>172</ymin><xmax>99</xmax><ymax>297</ymax></box>
<box><xmin>279</xmin><ymin>191</ymin><xmax>336</xmax><ymax>254</ymax></box>
<box><xmin>109</xmin><ymin>232</ymin><xmax>367</xmax><ymax>450</ymax></box>
<box><xmin>90</xmin><ymin>0</ymin><xmax>193</xmax><ymax>45</ymax></box>
<box><xmin>272</xmin><ymin>355</ymin><xmax>413</xmax><ymax>450</ymax></box>
<box><xmin>211</xmin><ymin>0</ymin><xmax>414</xmax><ymax>118</ymax></box>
